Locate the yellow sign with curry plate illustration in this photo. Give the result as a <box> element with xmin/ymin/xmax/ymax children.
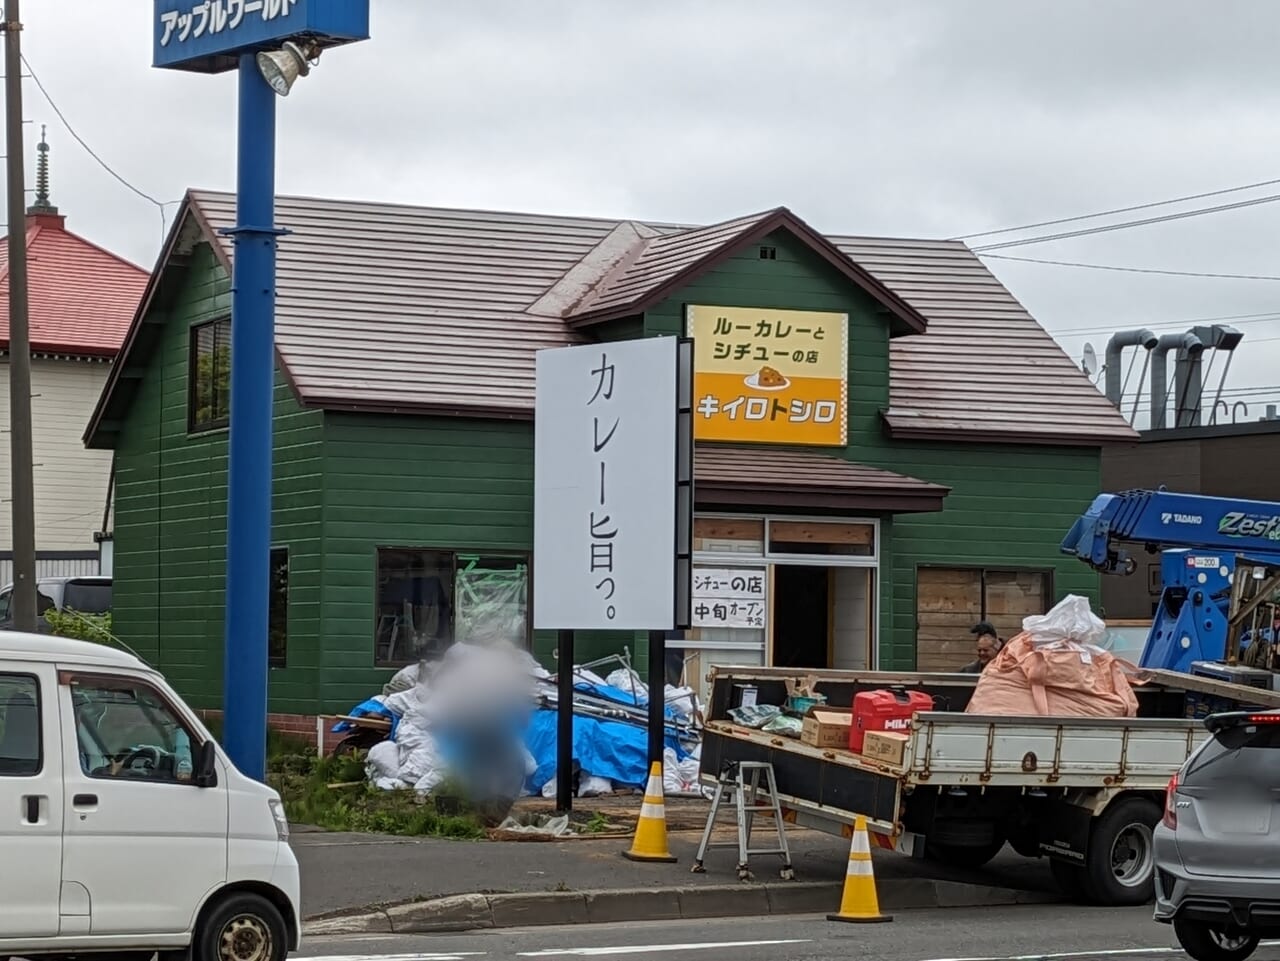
<box><xmin>686</xmin><ymin>305</ymin><xmax>849</xmax><ymax>446</ymax></box>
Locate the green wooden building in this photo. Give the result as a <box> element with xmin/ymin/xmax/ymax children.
<box><xmin>85</xmin><ymin>192</ymin><xmax>1136</xmax><ymax>722</ymax></box>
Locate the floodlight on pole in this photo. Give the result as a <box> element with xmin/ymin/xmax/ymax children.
<box><xmin>256</xmin><ymin>39</ymin><xmax>320</xmax><ymax>97</ymax></box>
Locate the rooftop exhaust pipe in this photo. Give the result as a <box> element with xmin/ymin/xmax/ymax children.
<box><xmin>1151</xmin><ymin>331</ymin><xmax>1202</xmax><ymax>430</ymax></box>
<box><xmin>1180</xmin><ymin>324</ymin><xmax>1244</xmax><ymax>427</ymax></box>
<box><xmin>1104</xmin><ymin>329</ymin><xmax>1158</xmax><ymax>407</ymax></box>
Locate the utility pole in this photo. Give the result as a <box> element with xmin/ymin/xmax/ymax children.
<box><xmin>3</xmin><ymin>0</ymin><xmax>36</xmax><ymax>632</ymax></box>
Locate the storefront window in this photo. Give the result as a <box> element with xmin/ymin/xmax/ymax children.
<box><xmin>375</xmin><ymin>549</ymin><xmax>530</xmax><ymax>667</ymax></box>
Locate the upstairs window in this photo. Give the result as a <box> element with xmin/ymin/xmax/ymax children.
<box><xmin>189</xmin><ymin>318</ymin><xmax>231</xmax><ymax>433</ymax></box>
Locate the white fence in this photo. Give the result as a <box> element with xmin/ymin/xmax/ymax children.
<box><xmin>0</xmin><ymin>552</ymin><xmax>101</xmax><ymax>586</ymax></box>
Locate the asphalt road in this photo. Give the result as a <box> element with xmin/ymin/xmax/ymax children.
<box><xmin>293</xmin><ymin>830</ymin><xmax>1055</xmax><ymax>918</ymax></box>
<box><xmin>294</xmin><ymin>903</ymin><xmax>1280</xmax><ymax>961</ymax></box>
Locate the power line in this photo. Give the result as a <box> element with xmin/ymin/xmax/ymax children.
<box><xmin>981</xmin><ymin>252</ymin><xmax>1280</xmax><ymax>282</ymax></box>
<box><xmin>19</xmin><ymin>54</ymin><xmax>180</xmax><ymax>244</ymax></box>
<box><xmin>969</xmin><ymin>192</ymin><xmax>1280</xmax><ymax>253</ymax></box>
<box><xmin>951</xmin><ymin>175</ymin><xmax>1280</xmax><ymax>242</ymax></box>
<box><xmin>1046</xmin><ymin>310</ymin><xmax>1280</xmax><ymax>340</ymax></box>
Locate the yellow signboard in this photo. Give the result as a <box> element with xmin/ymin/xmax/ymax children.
<box><xmin>686</xmin><ymin>305</ymin><xmax>849</xmax><ymax>446</ymax></box>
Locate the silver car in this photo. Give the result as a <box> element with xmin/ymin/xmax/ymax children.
<box><xmin>1153</xmin><ymin>709</ymin><xmax>1280</xmax><ymax>961</ymax></box>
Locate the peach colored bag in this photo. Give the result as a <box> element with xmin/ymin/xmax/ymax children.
<box><xmin>965</xmin><ymin>595</ymin><xmax>1139</xmax><ymax>718</ymax></box>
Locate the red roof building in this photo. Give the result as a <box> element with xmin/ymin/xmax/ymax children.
<box><xmin>0</xmin><ymin>131</ymin><xmax>149</xmax><ymax>573</ymax></box>
<box><xmin>0</xmin><ymin>132</ymin><xmax>148</xmax><ymax>358</ymax></box>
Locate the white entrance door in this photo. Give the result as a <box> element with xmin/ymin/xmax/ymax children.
<box><xmin>0</xmin><ymin>664</ymin><xmax>63</xmax><ymax>938</ymax></box>
<box><xmin>58</xmin><ymin>671</ymin><xmax>228</xmax><ymax>936</ymax></box>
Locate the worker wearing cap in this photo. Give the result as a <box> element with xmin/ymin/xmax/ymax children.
<box><xmin>959</xmin><ymin>621</ymin><xmax>1002</xmax><ymax>673</ymax></box>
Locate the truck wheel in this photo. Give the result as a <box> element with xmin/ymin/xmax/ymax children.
<box><xmin>1049</xmin><ymin>858</ymin><xmax>1090</xmax><ymax>902</ymax></box>
<box><xmin>1083</xmin><ymin>797</ymin><xmax>1160</xmax><ymax>906</ymax></box>
<box><xmin>195</xmin><ymin>892</ymin><xmax>288</xmax><ymax>961</ymax></box>
<box><xmin>1173</xmin><ymin>919</ymin><xmax>1259</xmax><ymax>961</ymax></box>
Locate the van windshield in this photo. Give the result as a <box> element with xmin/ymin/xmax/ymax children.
<box><xmin>61</xmin><ymin>582</ymin><xmax>111</xmax><ymax>615</ymax></box>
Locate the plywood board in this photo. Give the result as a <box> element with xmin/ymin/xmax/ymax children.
<box><xmin>770</xmin><ymin>520</ymin><xmax>874</xmax><ymax>546</ymax></box>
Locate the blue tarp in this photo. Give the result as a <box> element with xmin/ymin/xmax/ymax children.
<box><xmin>522</xmin><ymin>708</ymin><xmax>687</xmax><ymax>793</ymax></box>
<box><xmin>333</xmin><ymin>678</ymin><xmax>692</xmax><ymax>791</ymax></box>
<box><xmin>332</xmin><ymin>698</ymin><xmax>400</xmax><ymax>739</ymax></box>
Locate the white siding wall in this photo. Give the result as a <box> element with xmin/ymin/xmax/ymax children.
<box><xmin>0</xmin><ymin>357</ymin><xmax>113</xmax><ymax>552</ymax></box>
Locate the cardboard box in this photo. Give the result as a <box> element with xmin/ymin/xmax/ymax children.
<box><xmin>801</xmin><ymin>709</ymin><xmax>852</xmax><ymax>749</ymax></box>
<box><xmin>862</xmin><ymin>730</ymin><xmax>909</xmax><ymax>767</ymax></box>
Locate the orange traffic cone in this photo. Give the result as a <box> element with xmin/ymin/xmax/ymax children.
<box><xmin>622</xmin><ymin>761</ymin><xmax>677</xmax><ymax>863</ymax></box>
<box><xmin>827</xmin><ymin>815</ymin><xmax>892</xmax><ymax>923</ymax></box>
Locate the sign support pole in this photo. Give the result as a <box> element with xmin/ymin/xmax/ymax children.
<box><xmin>647</xmin><ymin>630</ymin><xmax>667</xmax><ymax>767</ymax></box>
<box><xmin>555</xmin><ymin>629</ymin><xmax>575</xmax><ymax>811</ymax></box>
<box><xmin>220</xmin><ymin>55</ymin><xmax>284</xmax><ymax>783</ymax></box>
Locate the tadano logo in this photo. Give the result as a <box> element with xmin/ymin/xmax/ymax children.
<box><xmin>1161</xmin><ymin>512</ymin><xmax>1202</xmax><ymax>525</ymax></box>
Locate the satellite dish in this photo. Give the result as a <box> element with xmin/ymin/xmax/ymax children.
<box><xmin>1082</xmin><ymin>343</ymin><xmax>1098</xmax><ymax>378</ymax></box>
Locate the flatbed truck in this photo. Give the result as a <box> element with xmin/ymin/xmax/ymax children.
<box><xmin>698</xmin><ymin>665</ymin><xmax>1280</xmax><ymax>906</ymax></box>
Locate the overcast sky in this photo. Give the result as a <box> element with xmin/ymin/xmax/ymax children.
<box><xmin>17</xmin><ymin>1</ymin><xmax>1280</xmax><ymax>427</ymax></box>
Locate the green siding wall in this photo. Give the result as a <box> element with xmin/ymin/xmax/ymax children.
<box><xmin>111</xmin><ymin>242</ymin><xmax>325</xmax><ymax>712</ymax></box>
<box><xmin>644</xmin><ymin>228</ymin><xmax>1102</xmax><ymax>670</ymax></box>
<box><xmin>316</xmin><ymin>413</ymin><xmax>648</xmax><ymax>710</ymax></box>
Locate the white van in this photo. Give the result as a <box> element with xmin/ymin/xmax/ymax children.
<box><xmin>0</xmin><ymin>633</ymin><xmax>300</xmax><ymax>961</ymax></box>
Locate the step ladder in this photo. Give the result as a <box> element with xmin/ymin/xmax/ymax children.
<box><xmin>692</xmin><ymin>760</ymin><xmax>794</xmax><ymax>882</ymax></box>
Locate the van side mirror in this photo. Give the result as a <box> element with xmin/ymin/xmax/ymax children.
<box><xmin>193</xmin><ymin>740</ymin><xmax>219</xmax><ymax>788</ymax></box>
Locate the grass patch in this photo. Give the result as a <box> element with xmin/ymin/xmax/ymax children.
<box><xmin>267</xmin><ymin>752</ymin><xmax>486</xmax><ymax>840</ymax></box>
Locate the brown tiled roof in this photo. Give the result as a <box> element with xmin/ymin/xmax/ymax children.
<box><xmin>567</xmin><ymin>207</ymin><xmax>928</xmax><ymax>336</ymax></box>
<box><xmin>831</xmin><ymin>236</ymin><xmax>1136</xmax><ymax>443</ymax></box>
<box><xmin>695</xmin><ymin>445</ymin><xmax>948</xmax><ymax>513</ymax></box>
<box><xmin>86</xmin><ymin>190</ymin><xmax>1137</xmax><ymax>449</ymax></box>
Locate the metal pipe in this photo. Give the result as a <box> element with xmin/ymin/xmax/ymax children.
<box><xmin>1104</xmin><ymin>329</ymin><xmax>1157</xmax><ymax>406</ymax></box>
<box><xmin>222</xmin><ymin>55</ymin><xmax>284</xmax><ymax>783</ymax></box>
<box><xmin>1150</xmin><ymin>332</ymin><xmax>1202</xmax><ymax>430</ymax></box>
<box><xmin>4</xmin><ymin>0</ymin><xmax>37</xmax><ymax>631</ymax></box>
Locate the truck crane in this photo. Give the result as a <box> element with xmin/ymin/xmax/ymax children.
<box><xmin>1060</xmin><ymin>489</ymin><xmax>1280</xmax><ymax>673</ymax></box>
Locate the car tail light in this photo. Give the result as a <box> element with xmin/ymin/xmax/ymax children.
<box><xmin>1247</xmin><ymin>713</ymin><xmax>1280</xmax><ymax>723</ymax></box>
<box><xmin>1163</xmin><ymin>771</ymin><xmax>1179</xmax><ymax>829</ymax></box>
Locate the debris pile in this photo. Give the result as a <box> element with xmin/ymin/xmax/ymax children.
<box><xmin>333</xmin><ymin>644</ymin><xmax>707</xmax><ymax>803</ymax></box>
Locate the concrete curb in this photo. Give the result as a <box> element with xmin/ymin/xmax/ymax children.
<box><xmin>302</xmin><ymin>878</ymin><xmax>1062</xmax><ymax>936</ymax></box>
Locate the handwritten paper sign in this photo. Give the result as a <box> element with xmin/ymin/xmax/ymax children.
<box><xmin>692</xmin><ymin>567</ymin><xmax>767</xmax><ymax>629</ymax></box>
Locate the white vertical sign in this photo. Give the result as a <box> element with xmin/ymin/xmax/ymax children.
<box><xmin>534</xmin><ymin>337</ymin><xmax>679</xmax><ymax>631</ymax></box>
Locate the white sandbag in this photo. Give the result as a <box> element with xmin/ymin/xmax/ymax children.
<box><xmin>579</xmin><ymin>774</ymin><xmax>613</xmax><ymax>796</ymax></box>
<box><xmin>382</xmin><ymin>662</ymin><xmax>422</xmax><ymax>696</ymax></box>
<box><xmin>383</xmin><ymin>685</ymin><xmax>428</xmax><ymax>718</ymax></box>
<box><xmin>676</xmin><ymin>755</ymin><xmax>701</xmax><ymax>790</ymax></box>
<box><xmin>1022</xmin><ymin>593</ymin><xmax>1107</xmax><ymax>648</ymax></box>
<box><xmin>373</xmin><ymin>776</ymin><xmax>406</xmax><ymax>791</ymax></box>
<box><xmin>662</xmin><ymin>747</ymin><xmax>684</xmax><ymax>795</ymax></box>
<box><xmin>365</xmin><ymin>740</ymin><xmax>400</xmax><ymax>782</ymax></box>
<box><xmin>414</xmin><ymin>768</ymin><xmax>446</xmax><ymax>794</ymax></box>
<box><xmin>541</xmin><ymin>777</ymin><xmax>558</xmax><ymax>799</ymax></box>
<box><xmin>522</xmin><ymin>745</ymin><xmax>538</xmax><ymax>777</ymax></box>
<box><xmin>665</xmin><ymin>685</ymin><xmax>697</xmax><ymax>718</ymax></box>
<box><xmin>606</xmin><ymin>668</ymin><xmax>647</xmax><ymax>701</ymax></box>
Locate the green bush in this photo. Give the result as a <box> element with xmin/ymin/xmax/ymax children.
<box><xmin>44</xmin><ymin>608</ymin><xmax>112</xmax><ymax>643</ymax></box>
<box><xmin>268</xmin><ymin>752</ymin><xmax>485</xmax><ymax>840</ymax></box>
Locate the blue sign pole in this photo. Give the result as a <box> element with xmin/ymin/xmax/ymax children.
<box><xmin>219</xmin><ymin>56</ymin><xmax>284</xmax><ymax>783</ymax></box>
<box><xmin>151</xmin><ymin>0</ymin><xmax>370</xmax><ymax>783</ymax></box>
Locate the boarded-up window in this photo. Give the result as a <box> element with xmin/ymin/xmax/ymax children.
<box><xmin>694</xmin><ymin>517</ymin><xmax>764</xmax><ymax>555</ymax></box>
<box><xmin>915</xmin><ymin>567</ymin><xmax>1050</xmax><ymax>672</ymax></box>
